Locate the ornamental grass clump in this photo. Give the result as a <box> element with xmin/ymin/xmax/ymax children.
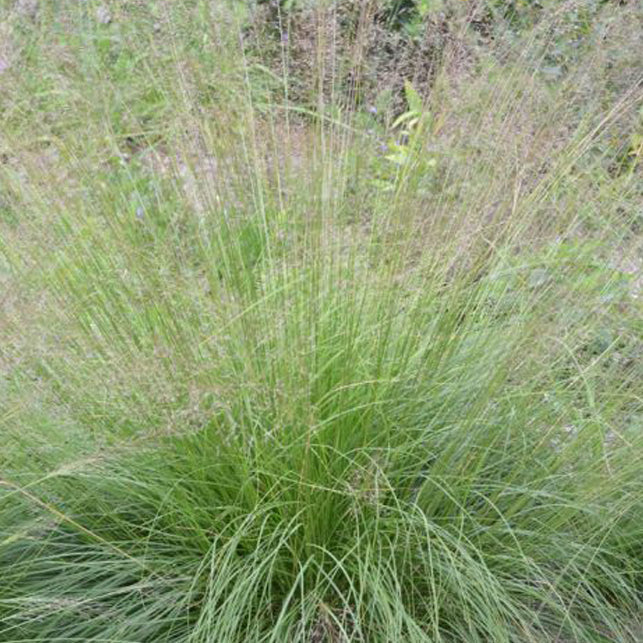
<box><xmin>0</xmin><ymin>1</ymin><xmax>641</xmax><ymax>641</ymax></box>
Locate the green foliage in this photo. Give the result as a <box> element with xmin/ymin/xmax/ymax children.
<box><xmin>0</xmin><ymin>1</ymin><xmax>641</xmax><ymax>641</ymax></box>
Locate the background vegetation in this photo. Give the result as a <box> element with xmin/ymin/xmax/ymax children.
<box><xmin>1</xmin><ymin>0</ymin><xmax>641</xmax><ymax>641</ymax></box>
